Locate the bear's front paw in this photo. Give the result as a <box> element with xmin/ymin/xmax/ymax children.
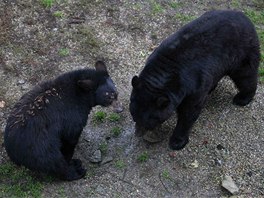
<box><xmin>233</xmin><ymin>93</ymin><xmax>253</xmax><ymax>106</ymax></box>
<box><xmin>169</xmin><ymin>136</ymin><xmax>189</xmax><ymax>150</ymax></box>
<box><xmin>70</xmin><ymin>159</ymin><xmax>86</xmax><ymax>177</ymax></box>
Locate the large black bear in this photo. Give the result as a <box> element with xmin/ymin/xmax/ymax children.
<box><xmin>130</xmin><ymin>10</ymin><xmax>260</xmax><ymax>150</ymax></box>
<box><xmin>4</xmin><ymin>61</ymin><xmax>122</xmax><ymax>181</ymax></box>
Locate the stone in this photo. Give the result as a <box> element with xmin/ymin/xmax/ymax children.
<box><xmin>18</xmin><ymin>79</ymin><xmax>25</xmax><ymax>85</ymax></box>
<box><xmin>100</xmin><ymin>156</ymin><xmax>113</xmax><ymax>165</ymax></box>
<box><xmin>90</xmin><ymin>150</ymin><xmax>102</xmax><ymax>163</ymax></box>
<box><xmin>142</xmin><ymin>126</ymin><xmax>164</xmax><ymax>143</ymax></box>
<box><xmin>0</xmin><ymin>101</ymin><xmax>5</xmax><ymax>108</ymax></box>
<box><xmin>222</xmin><ymin>175</ymin><xmax>239</xmax><ymax>194</ymax></box>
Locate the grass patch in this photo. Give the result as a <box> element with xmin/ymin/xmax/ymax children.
<box><xmin>115</xmin><ymin>160</ymin><xmax>126</xmax><ymax>169</ymax></box>
<box><xmin>137</xmin><ymin>151</ymin><xmax>149</xmax><ymax>163</ymax></box>
<box><xmin>259</xmin><ymin>67</ymin><xmax>264</xmax><ymax>76</ymax></box>
<box><xmin>253</xmin><ymin>0</ymin><xmax>264</xmax><ymax>9</ymax></box>
<box><xmin>231</xmin><ymin>0</ymin><xmax>241</xmax><ymax>8</ymax></box>
<box><xmin>161</xmin><ymin>170</ymin><xmax>171</xmax><ymax>180</ymax></box>
<box><xmin>175</xmin><ymin>13</ymin><xmax>196</xmax><ymax>23</ymax></box>
<box><xmin>244</xmin><ymin>10</ymin><xmax>264</xmax><ymax>82</ymax></box>
<box><xmin>58</xmin><ymin>48</ymin><xmax>69</xmax><ymax>56</ymax></box>
<box><xmin>93</xmin><ymin>111</ymin><xmax>107</xmax><ymax>123</ymax></box>
<box><xmin>108</xmin><ymin>113</ymin><xmax>121</xmax><ymax>122</ymax></box>
<box><xmin>111</xmin><ymin>127</ymin><xmax>122</xmax><ymax>137</ymax></box>
<box><xmin>40</xmin><ymin>0</ymin><xmax>55</xmax><ymax>8</ymax></box>
<box><xmin>0</xmin><ymin>162</ymin><xmax>44</xmax><ymax>198</ymax></box>
<box><xmin>169</xmin><ymin>1</ymin><xmax>182</xmax><ymax>9</ymax></box>
<box><xmin>53</xmin><ymin>11</ymin><xmax>64</xmax><ymax>18</ymax></box>
<box><xmin>99</xmin><ymin>142</ymin><xmax>108</xmax><ymax>154</ymax></box>
<box><xmin>75</xmin><ymin>26</ymin><xmax>102</xmax><ymax>56</ymax></box>
<box><xmin>244</xmin><ymin>9</ymin><xmax>264</xmax><ymax>25</ymax></box>
<box><xmin>149</xmin><ymin>0</ymin><xmax>164</xmax><ymax>15</ymax></box>
<box><xmin>57</xmin><ymin>187</ymin><xmax>67</xmax><ymax>198</ymax></box>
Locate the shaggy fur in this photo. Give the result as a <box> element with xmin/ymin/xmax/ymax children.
<box><xmin>4</xmin><ymin>61</ymin><xmax>119</xmax><ymax>180</ymax></box>
<box><xmin>130</xmin><ymin>10</ymin><xmax>260</xmax><ymax>150</ymax></box>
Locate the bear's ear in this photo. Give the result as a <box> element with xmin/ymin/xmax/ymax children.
<box><xmin>157</xmin><ymin>96</ymin><xmax>170</xmax><ymax>108</ymax></box>
<box><xmin>77</xmin><ymin>79</ymin><xmax>95</xmax><ymax>91</ymax></box>
<box><xmin>95</xmin><ymin>61</ymin><xmax>107</xmax><ymax>72</ymax></box>
<box><xmin>131</xmin><ymin>76</ymin><xmax>142</xmax><ymax>89</ymax></box>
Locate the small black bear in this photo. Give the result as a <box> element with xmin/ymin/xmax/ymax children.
<box><xmin>4</xmin><ymin>61</ymin><xmax>122</xmax><ymax>181</ymax></box>
<box><xmin>129</xmin><ymin>10</ymin><xmax>260</xmax><ymax>150</ymax></box>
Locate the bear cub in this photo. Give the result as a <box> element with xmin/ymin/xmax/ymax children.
<box><xmin>130</xmin><ymin>10</ymin><xmax>260</xmax><ymax>150</ymax></box>
<box><xmin>4</xmin><ymin>61</ymin><xmax>122</xmax><ymax>181</ymax></box>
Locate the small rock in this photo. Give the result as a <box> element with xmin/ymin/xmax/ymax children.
<box><xmin>95</xmin><ymin>184</ymin><xmax>106</xmax><ymax>194</ymax></box>
<box><xmin>217</xmin><ymin>144</ymin><xmax>225</xmax><ymax>150</ymax></box>
<box><xmin>214</xmin><ymin>158</ymin><xmax>222</xmax><ymax>166</ymax></box>
<box><xmin>21</xmin><ymin>84</ymin><xmax>30</xmax><ymax>90</ymax></box>
<box><xmin>0</xmin><ymin>101</ymin><xmax>5</xmax><ymax>108</ymax></box>
<box><xmin>100</xmin><ymin>156</ymin><xmax>113</xmax><ymax>165</ymax></box>
<box><xmin>90</xmin><ymin>150</ymin><xmax>102</xmax><ymax>163</ymax></box>
<box><xmin>222</xmin><ymin>175</ymin><xmax>239</xmax><ymax>194</ymax></box>
<box><xmin>191</xmin><ymin>160</ymin><xmax>199</xmax><ymax>168</ymax></box>
<box><xmin>168</xmin><ymin>151</ymin><xmax>177</xmax><ymax>158</ymax></box>
<box><xmin>18</xmin><ymin>79</ymin><xmax>25</xmax><ymax>85</ymax></box>
<box><xmin>142</xmin><ymin>126</ymin><xmax>164</xmax><ymax>143</ymax></box>
<box><xmin>246</xmin><ymin>171</ymin><xmax>253</xmax><ymax>177</ymax></box>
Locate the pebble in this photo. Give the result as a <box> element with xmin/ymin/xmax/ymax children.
<box><xmin>0</xmin><ymin>101</ymin><xmax>5</xmax><ymax>108</ymax></box>
<box><xmin>89</xmin><ymin>150</ymin><xmax>102</xmax><ymax>163</ymax></box>
<box><xmin>214</xmin><ymin>158</ymin><xmax>222</xmax><ymax>166</ymax></box>
<box><xmin>21</xmin><ymin>84</ymin><xmax>30</xmax><ymax>90</ymax></box>
<box><xmin>100</xmin><ymin>156</ymin><xmax>114</xmax><ymax>165</ymax></box>
<box><xmin>95</xmin><ymin>185</ymin><xmax>106</xmax><ymax>194</ymax></box>
<box><xmin>221</xmin><ymin>175</ymin><xmax>239</xmax><ymax>194</ymax></box>
<box><xmin>168</xmin><ymin>151</ymin><xmax>177</xmax><ymax>158</ymax></box>
<box><xmin>18</xmin><ymin>79</ymin><xmax>25</xmax><ymax>85</ymax></box>
<box><xmin>216</xmin><ymin>144</ymin><xmax>225</xmax><ymax>150</ymax></box>
<box><xmin>191</xmin><ymin>160</ymin><xmax>199</xmax><ymax>168</ymax></box>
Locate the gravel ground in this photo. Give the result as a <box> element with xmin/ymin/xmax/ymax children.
<box><xmin>0</xmin><ymin>0</ymin><xmax>263</xmax><ymax>197</ymax></box>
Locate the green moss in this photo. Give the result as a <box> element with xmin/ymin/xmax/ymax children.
<box><xmin>115</xmin><ymin>160</ymin><xmax>126</xmax><ymax>169</ymax></box>
<box><xmin>231</xmin><ymin>0</ymin><xmax>241</xmax><ymax>8</ymax></box>
<box><xmin>149</xmin><ymin>0</ymin><xmax>164</xmax><ymax>15</ymax></box>
<box><xmin>253</xmin><ymin>0</ymin><xmax>264</xmax><ymax>10</ymax></box>
<box><xmin>78</xmin><ymin>26</ymin><xmax>100</xmax><ymax>48</ymax></box>
<box><xmin>111</xmin><ymin>127</ymin><xmax>122</xmax><ymax>138</ymax></box>
<box><xmin>40</xmin><ymin>0</ymin><xmax>55</xmax><ymax>8</ymax></box>
<box><xmin>244</xmin><ymin>9</ymin><xmax>264</xmax><ymax>25</ymax></box>
<box><xmin>169</xmin><ymin>1</ymin><xmax>182</xmax><ymax>9</ymax></box>
<box><xmin>53</xmin><ymin>11</ymin><xmax>64</xmax><ymax>18</ymax></box>
<box><xmin>0</xmin><ymin>162</ymin><xmax>44</xmax><ymax>198</ymax></box>
<box><xmin>259</xmin><ymin>67</ymin><xmax>264</xmax><ymax>76</ymax></box>
<box><xmin>174</xmin><ymin>13</ymin><xmax>196</xmax><ymax>23</ymax></box>
<box><xmin>137</xmin><ymin>151</ymin><xmax>149</xmax><ymax>163</ymax></box>
<box><xmin>58</xmin><ymin>48</ymin><xmax>69</xmax><ymax>56</ymax></box>
<box><xmin>99</xmin><ymin>142</ymin><xmax>108</xmax><ymax>154</ymax></box>
<box><xmin>161</xmin><ymin>170</ymin><xmax>171</xmax><ymax>180</ymax></box>
<box><xmin>108</xmin><ymin>113</ymin><xmax>121</xmax><ymax>122</ymax></box>
<box><xmin>93</xmin><ymin>111</ymin><xmax>107</xmax><ymax>123</ymax></box>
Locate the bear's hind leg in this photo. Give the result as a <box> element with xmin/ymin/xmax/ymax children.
<box><xmin>60</xmin><ymin>139</ymin><xmax>86</xmax><ymax>180</ymax></box>
<box><xmin>229</xmin><ymin>55</ymin><xmax>259</xmax><ymax>106</ymax></box>
<box><xmin>52</xmin><ymin>155</ymin><xmax>86</xmax><ymax>181</ymax></box>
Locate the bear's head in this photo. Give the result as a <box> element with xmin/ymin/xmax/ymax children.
<box><xmin>77</xmin><ymin>61</ymin><xmax>123</xmax><ymax>113</ymax></box>
<box><xmin>129</xmin><ymin>76</ymin><xmax>175</xmax><ymax>136</ymax></box>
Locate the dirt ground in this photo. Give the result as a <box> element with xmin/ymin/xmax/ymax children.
<box><xmin>0</xmin><ymin>0</ymin><xmax>263</xmax><ymax>197</ymax></box>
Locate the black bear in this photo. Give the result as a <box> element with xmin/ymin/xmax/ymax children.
<box><xmin>129</xmin><ymin>10</ymin><xmax>260</xmax><ymax>150</ymax></box>
<box><xmin>4</xmin><ymin>61</ymin><xmax>122</xmax><ymax>181</ymax></box>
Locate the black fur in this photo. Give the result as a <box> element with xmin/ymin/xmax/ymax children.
<box><xmin>130</xmin><ymin>10</ymin><xmax>260</xmax><ymax>150</ymax></box>
<box><xmin>4</xmin><ymin>61</ymin><xmax>119</xmax><ymax>181</ymax></box>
